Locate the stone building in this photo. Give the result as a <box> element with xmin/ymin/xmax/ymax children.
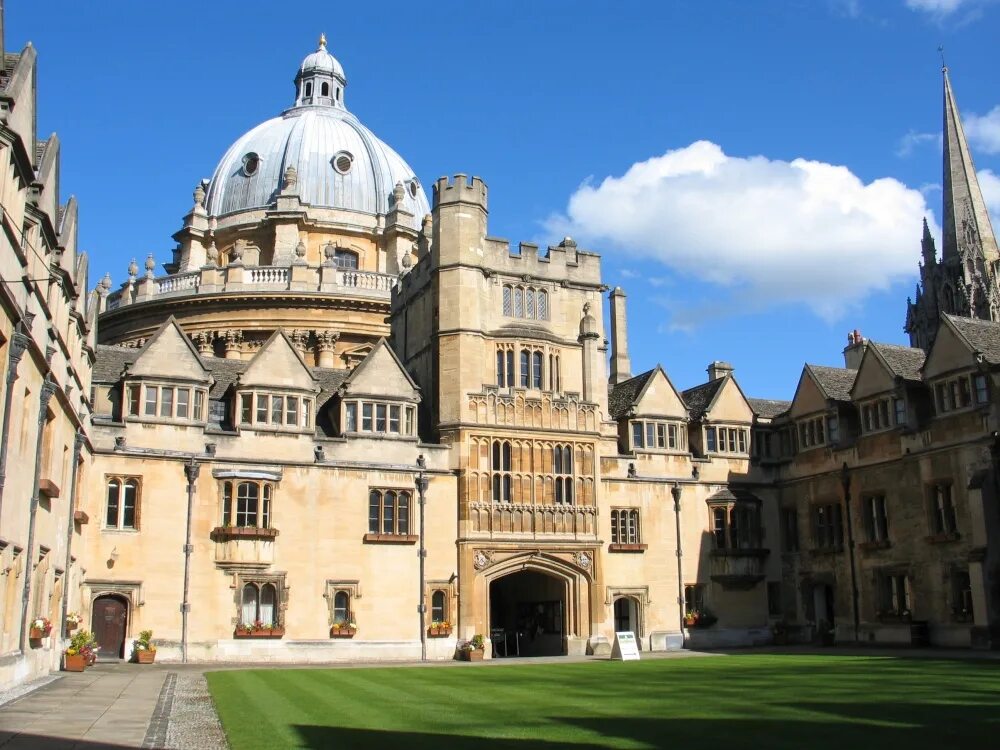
<box><xmin>0</xmin><ymin>12</ymin><xmax>95</xmax><ymax>689</ymax></box>
<box><xmin>1</xmin><ymin>22</ymin><xmax>998</xmax><ymax>691</ymax></box>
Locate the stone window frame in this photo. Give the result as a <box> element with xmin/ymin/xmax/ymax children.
<box><xmin>342</xmin><ymin>398</ymin><xmax>417</xmax><ymax>439</ymax></box>
<box><xmin>932</xmin><ymin>371</ymin><xmax>989</xmax><ymax>416</ymax></box>
<box><xmin>705</xmin><ymin>424</ymin><xmax>749</xmax><ymax>455</ymax></box>
<box><xmin>425</xmin><ymin>579</ymin><xmax>456</xmax><ymax>626</ymax></box>
<box><xmin>926</xmin><ymin>480</ymin><xmax>959</xmax><ymax>539</ymax></box>
<box><xmin>220</xmin><ymin>478</ymin><xmax>276</xmax><ymax>531</ymax></box>
<box><xmin>365</xmin><ymin>488</ymin><xmax>416</xmax><ymax>543</ymax></box>
<box><xmin>708</xmin><ymin>496</ymin><xmax>763</xmax><ymax>551</ymax></box>
<box><xmin>629</xmin><ymin>418</ymin><xmax>688</xmax><ymax>453</ymax></box>
<box><xmin>323</xmin><ymin>580</ymin><xmax>361</xmax><ymax>626</ymax></box>
<box><xmin>502</xmin><ymin>283</ymin><xmax>549</xmax><ymax>321</ymax></box>
<box><xmin>609</xmin><ymin>508</ymin><xmax>645</xmax><ymax>552</ymax></box>
<box><xmin>104</xmin><ymin>475</ymin><xmax>142</xmax><ymax>532</ymax></box>
<box><xmin>237</xmin><ymin>389</ymin><xmax>314</xmax><ymax>433</ymax></box>
<box><xmin>124</xmin><ymin>380</ymin><xmax>208</xmax><ymax>424</ymax></box>
<box><xmin>234</xmin><ymin>572</ymin><xmax>288</xmax><ymax>629</ymax></box>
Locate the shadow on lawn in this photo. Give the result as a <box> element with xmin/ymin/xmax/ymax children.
<box><xmin>292</xmin><ymin>699</ymin><xmax>998</xmax><ymax>750</ymax></box>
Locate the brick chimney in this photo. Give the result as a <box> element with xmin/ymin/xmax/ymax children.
<box><xmin>843</xmin><ymin>329</ymin><xmax>866</xmax><ymax>369</ymax></box>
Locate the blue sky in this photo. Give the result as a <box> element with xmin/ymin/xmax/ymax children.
<box><xmin>11</xmin><ymin>0</ymin><xmax>1000</xmax><ymax>399</ymax></box>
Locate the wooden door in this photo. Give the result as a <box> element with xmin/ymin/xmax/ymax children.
<box><xmin>92</xmin><ymin>596</ymin><xmax>128</xmax><ymax>659</ymax></box>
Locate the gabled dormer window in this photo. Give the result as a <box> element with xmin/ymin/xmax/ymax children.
<box><xmin>630</xmin><ymin>419</ymin><xmax>687</xmax><ymax>452</ymax></box>
<box><xmin>860</xmin><ymin>396</ymin><xmax>906</xmax><ymax>433</ymax></box>
<box><xmin>934</xmin><ymin>373</ymin><xmax>989</xmax><ymax>415</ymax></box>
<box><xmin>342</xmin><ymin>399</ymin><xmax>417</xmax><ymax>437</ymax></box>
<box><xmin>125</xmin><ymin>382</ymin><xmax>207</xmax><ymax>423</ymax></box>
<box><xmin>238</xmin><ymin>391</ymin><xmax>314</xmax><ymax>431</ymax></box>
<box><xmin>706</xmin><ymin>425</ymin><xmax>748</xmax><ymax>455</ymax></box>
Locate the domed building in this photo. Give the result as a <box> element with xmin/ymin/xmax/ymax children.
<box><xmin>97</xmin><ymin>34</ymin><xmax>431</xmax><ymax>369</ymax></box>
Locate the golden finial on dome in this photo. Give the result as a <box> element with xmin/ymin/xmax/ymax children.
<box><xmin>319</xmin><ymin>32</ymin><xmax>327</xmax><ymax>50</ymax></box>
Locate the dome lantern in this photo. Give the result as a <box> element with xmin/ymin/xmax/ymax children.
<box><xmin>294</xmin><ymin>33</ymin><xmax>346</xmax><ymax>109</ymax></box>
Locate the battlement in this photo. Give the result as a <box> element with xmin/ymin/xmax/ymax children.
<box><xmin>480</xmin><ymin>236</ymin><xmax>603</xmax><ymax>286</ymax></box>
<box><xmin>433</xmin><ymin>173</ymin><xmax>488</xmax><ymax>210</ymax></box>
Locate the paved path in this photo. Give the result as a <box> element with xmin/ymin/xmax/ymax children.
<box><xmin>0</xmin><ymin>663</ymin><xmax>166</xmax><ymax>749</ymax></box>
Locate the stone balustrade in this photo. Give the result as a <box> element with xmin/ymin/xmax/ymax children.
<box><xmin>106</xmin><ymin>264</ymin><xmax>397</xmax><ymax>311</ymax></box>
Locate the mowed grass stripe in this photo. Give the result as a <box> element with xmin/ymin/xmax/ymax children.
<box><xmin>207</xmin><ymin>655</ymin><xmax>1000</xmax><ymax>750</ymax></box>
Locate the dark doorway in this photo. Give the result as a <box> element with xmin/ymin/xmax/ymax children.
<box><xmin>92</xmin><ymin>595</ymin><xmax>128</xmax><ymax>659</ymax></box>
<box><xmin>613</xmin><ymin>596</ymin><xmax>641</xmax><ymax>649</ymax></box>
<box><xmin>489</xmin><ymin>570</ymin><xmax>566</xmax><ymax>657</ymax></box>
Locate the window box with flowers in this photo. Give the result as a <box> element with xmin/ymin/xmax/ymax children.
<box><xmin>234</xmin><ymin>621</ymin><xmax>285</xmax><ymax>638</ymax></box>
<box><xmin>132</xmin><ymin>630</ymin><xmax>157</xmax><ymax>663</ymax></box>
<box><xmin>683</xmin><ymin>610</ymin><xmax>718</xmax><ymax>629</ymax></box>
<box><xmin>29</xmin><ymin>617</ymin><xmax>53</xmax><ymax>641</ymax></box>
<box><xmin>65</xmin><ymin>612</ymin><xmax>82</xmax><ymax>633</ymax></box>
<box><xmin>458</xmin><ymin>634</ymin><xmax>485</xmax><ymax>661</ymax></box>
<box><xmin>428</xmin><ymin>621</ymin><xmax>452</xmax><ymax>637</ymax></box>
<box><xmin>330</xmin><ymin>620</ymin><xmax>358</xmax><ymax>638</ymax></box>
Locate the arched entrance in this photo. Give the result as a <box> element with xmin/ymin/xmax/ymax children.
<box><xmin>92</xmin><ymin>594</ymin><xmax>128</xmax><ymax>659</ymax></box>
<box><xmin>613</xmin><ymin>596</ymin><xmax>641</xmax><ymax>649</ymax></box>
<box><xmin>489</xmin><ymin>570</ymin><xmax>566</xmax><ymax>657</ymax></box>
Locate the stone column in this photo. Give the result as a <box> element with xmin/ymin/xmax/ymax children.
<box><xmin>316</xmin><ymin>330</ymin><xmax>340</xmax><ymax>368</ymax></box>
<box><xmin>609</xmin><ymin>287</ymin><xmax>632</xmax><ymax>386</ymax></box>
<box><xmin>223</xmin><ymin>330</ymin><xmax>243</xmax><ymax>360</ymax></box>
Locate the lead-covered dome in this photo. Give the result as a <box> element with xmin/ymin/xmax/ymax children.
<box><xmin>203</xmin><ymin>35</ymin><xmax>429</xmax><ymax>229</ymax></box>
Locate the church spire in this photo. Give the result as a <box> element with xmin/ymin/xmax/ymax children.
<box><xmin>941</xmin><ymin>66</ymin><xmax>999</xmax><ymax>264</ymax></box>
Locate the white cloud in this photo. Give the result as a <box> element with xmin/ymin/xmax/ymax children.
<box><xmin>979</xmin><ymin>169</ymin><xmax>1000</xmax><ymax>229</ymax></box>
<box><xmin>965</xmin><ymin>105</ymin><xmax>1000</xmax><ymax>154</ymax></box>
<box><xmin>896</xmin><ymin>130</ymin><xmax>938</xmax><ymax>157</ymax></box>
<box><xmin>546</xmin><ymin>141</ymin><xmax>934</xmax><ymax>322</ymax></box>
<box><xmin>905</xmin><ymin>0</ymin><xmax>967</xmax><ymax>14</ymax></box>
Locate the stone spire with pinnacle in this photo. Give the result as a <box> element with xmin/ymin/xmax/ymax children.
<box><xmin>906</xmin><ymin>65</ymin><xmax>1000</xmax><ymax>351</ymax></box>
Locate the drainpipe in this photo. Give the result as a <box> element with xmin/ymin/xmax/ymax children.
<box><xmin>19</xmin><ymin>376</ymin><xmax>57</xmax><ymax>652</ymax></box>
<box><xmin>0</xmin><ymin>320</ymin><xmax>31</xmax><ymax>515</ymax></box>
<box><xmin>59</xmin><ymin>431</ymin><xmax>85</xmax><ymax>639</ymax></box>
<box><xmin>415</xmin><ymin>454</ymin><xmax>429</xmax><ymax>662</ymax></box>
<box><xmin>181</xmin><ymin>459</ymin><xmax>200</xmax><ymax>663</ymax></box>
<box><xmin>840</xmin><ymin>462</ymin><xmax>860</xmax><ymax>643</ymax></box>
<box><xmin>671</xmin><ymin>483</ymin><xmax>685</xmax><ymax>637</ymax></box>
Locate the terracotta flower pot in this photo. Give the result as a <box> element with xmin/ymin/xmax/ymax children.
<box><xmin>64</xmin><ymin>653</ymin><xmax>86</xmax><ymax>672</ymax></box>
<box><xmin>330</xmin><ymin>626</ymin><xmax>357</xmax><ymax>638</ymax></box>
<box><xmin>29</xmin><ymin>627</ymin><xmax>45</xmax><ymax>640</ymax></box>
<box><xmin>136</xmin><ymin>650</ymin><xmax>156</xmax><ymax>664</ymax></box>
<box><xmin>460</xmin><ymin>649</ymin><xmax>484</xmax><ymax>661</ymax></box>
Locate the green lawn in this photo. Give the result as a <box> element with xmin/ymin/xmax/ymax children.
<box><xmin>206</xmin><ymin>653</ymin><xmax>1000</xmax><ymax>749</ymax></box>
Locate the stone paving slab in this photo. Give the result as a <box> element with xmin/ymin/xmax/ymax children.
<box><xmin>0</xmin><ymin>664</ymin><xmax>166</xmax><ymax>749</ymax></box>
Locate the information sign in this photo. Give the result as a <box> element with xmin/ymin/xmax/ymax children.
<box><xmin>611</xmin><ymin>630</ymin><xmax>641</xmax><ymax>661</ymax></box>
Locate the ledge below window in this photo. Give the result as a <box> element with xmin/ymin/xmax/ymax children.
<box><xmin>858</xmin><ymin>540</ymin><xmax>892</xmax><ymax>552</ymax></box>
<box><xmin>608</xmin><ymin>543</ymin><xmax>647</xmax><ymax>553</ymax></box>
<box><xmin>925</xmin><ymin>531</ymin><xmax>960</xmax><ymax>544</ymax></box>
<box><xmin>363</xmin><ymin>534</ymin><xmax>418</xmax><ymax>544</ymax></box>
<box><xmin>210</xmin><ymin>526</ymin><xmax>279</xmax><ymax>541</ymax></box>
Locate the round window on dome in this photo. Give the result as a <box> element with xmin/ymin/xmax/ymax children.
<box><xmin>242</xmin><ymin>152</ymin><xmax>260</xmax><ymax>177</ymax></box>
<box><xmin>332</xmin><ymin>151</ymin><xmax>354</xmax><ymax>175</ymax></box>
<box><xmin>408</xmin><ymin>179</ymin><xmax>420</xmax><ymax>199</ymax></box>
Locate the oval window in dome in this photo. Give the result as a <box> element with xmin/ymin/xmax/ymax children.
<box><xmin>242</xmin><ymin>152</ymin><xmax>260</xmax><ymax>177</ymax></box>
<box><xmin>408</xmin><ymin>179</ymin><xmax>420</xmax><ymax>199</ymax></box>
<box><xmin>332</xmin><ymin>151</ymin><xmax>354</xmax><ymax>175</ymax></box>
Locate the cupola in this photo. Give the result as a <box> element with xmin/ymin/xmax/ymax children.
<box><xmin>294</xmin><ymin>33</ymin><xmax>346</xmax><ymax>109</ymax></box>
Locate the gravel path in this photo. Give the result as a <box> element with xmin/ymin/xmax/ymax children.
<box><xmin>164</xmin><ymin>671</ymin><xmax>229</xmax><ymax>750</ymax></box>
<box><xmin>0</xmin><ymin>673</ymin><xmax>61</xmax><ymax>708</ymax></box>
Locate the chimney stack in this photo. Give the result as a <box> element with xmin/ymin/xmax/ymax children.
<box><xmin>707</xmin><ymin>361</ymin><xmax>734</xmax><ymax>381</ymax></box>
<box><xmin>609</xmin><ymin>287</ymin><xmax>632</xmax><ymax>385</ymax></box>
<box><xmin>843</xmin><ymin>329</ymin><xmax>866</xmax><ymax>369</ymax></box>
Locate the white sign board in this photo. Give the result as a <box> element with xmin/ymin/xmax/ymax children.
<box><xmin>611</xmin><ymin>631</ymin><xmax>641</xmax><ymax>661</ymax></box>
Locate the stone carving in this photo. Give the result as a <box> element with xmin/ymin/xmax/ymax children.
<box><xmin>473</xmin><ymin>550</ymin><xmax>493</xmax><ymax>570</ymax></box>
<box><xmin>193</xmin><ymin>184</ymin><xmax>205</xmax><ymax>208</ymax></box>
<box><xmin>229</xmin><ymin>239</ymin><xmax>245</xmax><ymax>265</ymax></box>
<box><xmin>574</xmin><ymin>551</ymin><xmax>592</xmax><ymax>570</ymax></box>
<box><xmin>144</xmin><ymin>254</ymin><xmax>156</xmax><ymax>278</ymax></box>
<box><xmin>192</xmin><ymin>332</ymin><xmax>215</xmax><ymax>355</ymax></box>
<box><xmin>283</xmin><ymin>165</ymin><xmax>298</xmax><ymax>190</ymax></box>
<box><xmin>206</xmin><ymin>242</ymin><xmax>219</xmax><ymax>265</ymax></box>
<box><xmin>127</xmin><ymin>258</ymin><xmax>138</xmax><ymax>281</ymax></box>
<box><xmin>295</xmin><ymin>239</ymin><xmax>307</xmax><ymax>259</ymax></box>
<box><xmin>317</xmin><ymin>330</ymin><xmax>340</xmax><ymax>352</ymax></box>
<box><xmin>323</xmin><ymin>242</ymin><xmax>336</xmax><ymax>264</ymax></box>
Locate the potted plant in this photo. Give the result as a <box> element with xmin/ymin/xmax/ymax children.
<box><xmin>330</xmin><ymin>619</ymin><xmax>357</xmax><ymax>638</ymax></box>
<box><xmin>65</xmin><ymin>612</ymin><xmax>82</xmax><ymax>633</ymax></box>
<box><xmin>458</xmin><ymin>634</ymin><xmax>485</xmax><ymax>661</ymax></box>
<box><xmin>234</xmin><ymin>620</ymin><xmax>284</xmax><ymax>638</ymax></box>
<box><xmin>133</xmin><ymin>630</ymin><xmax>157</xmax><ymax>664</ymax></box>
<box><xmin>64</xmin><ymin>631</ymin><xmax>94</xmax><ymax>671</ymax></box>
<box><xmin>429</xmin><ymin>620</ymin><xmax>452</xmax><ymax>637</ymax></box>
<box><xmin>29</xmin><ymin>617</ymin><xmax>53</xmax><ymax>641</ymax></box>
